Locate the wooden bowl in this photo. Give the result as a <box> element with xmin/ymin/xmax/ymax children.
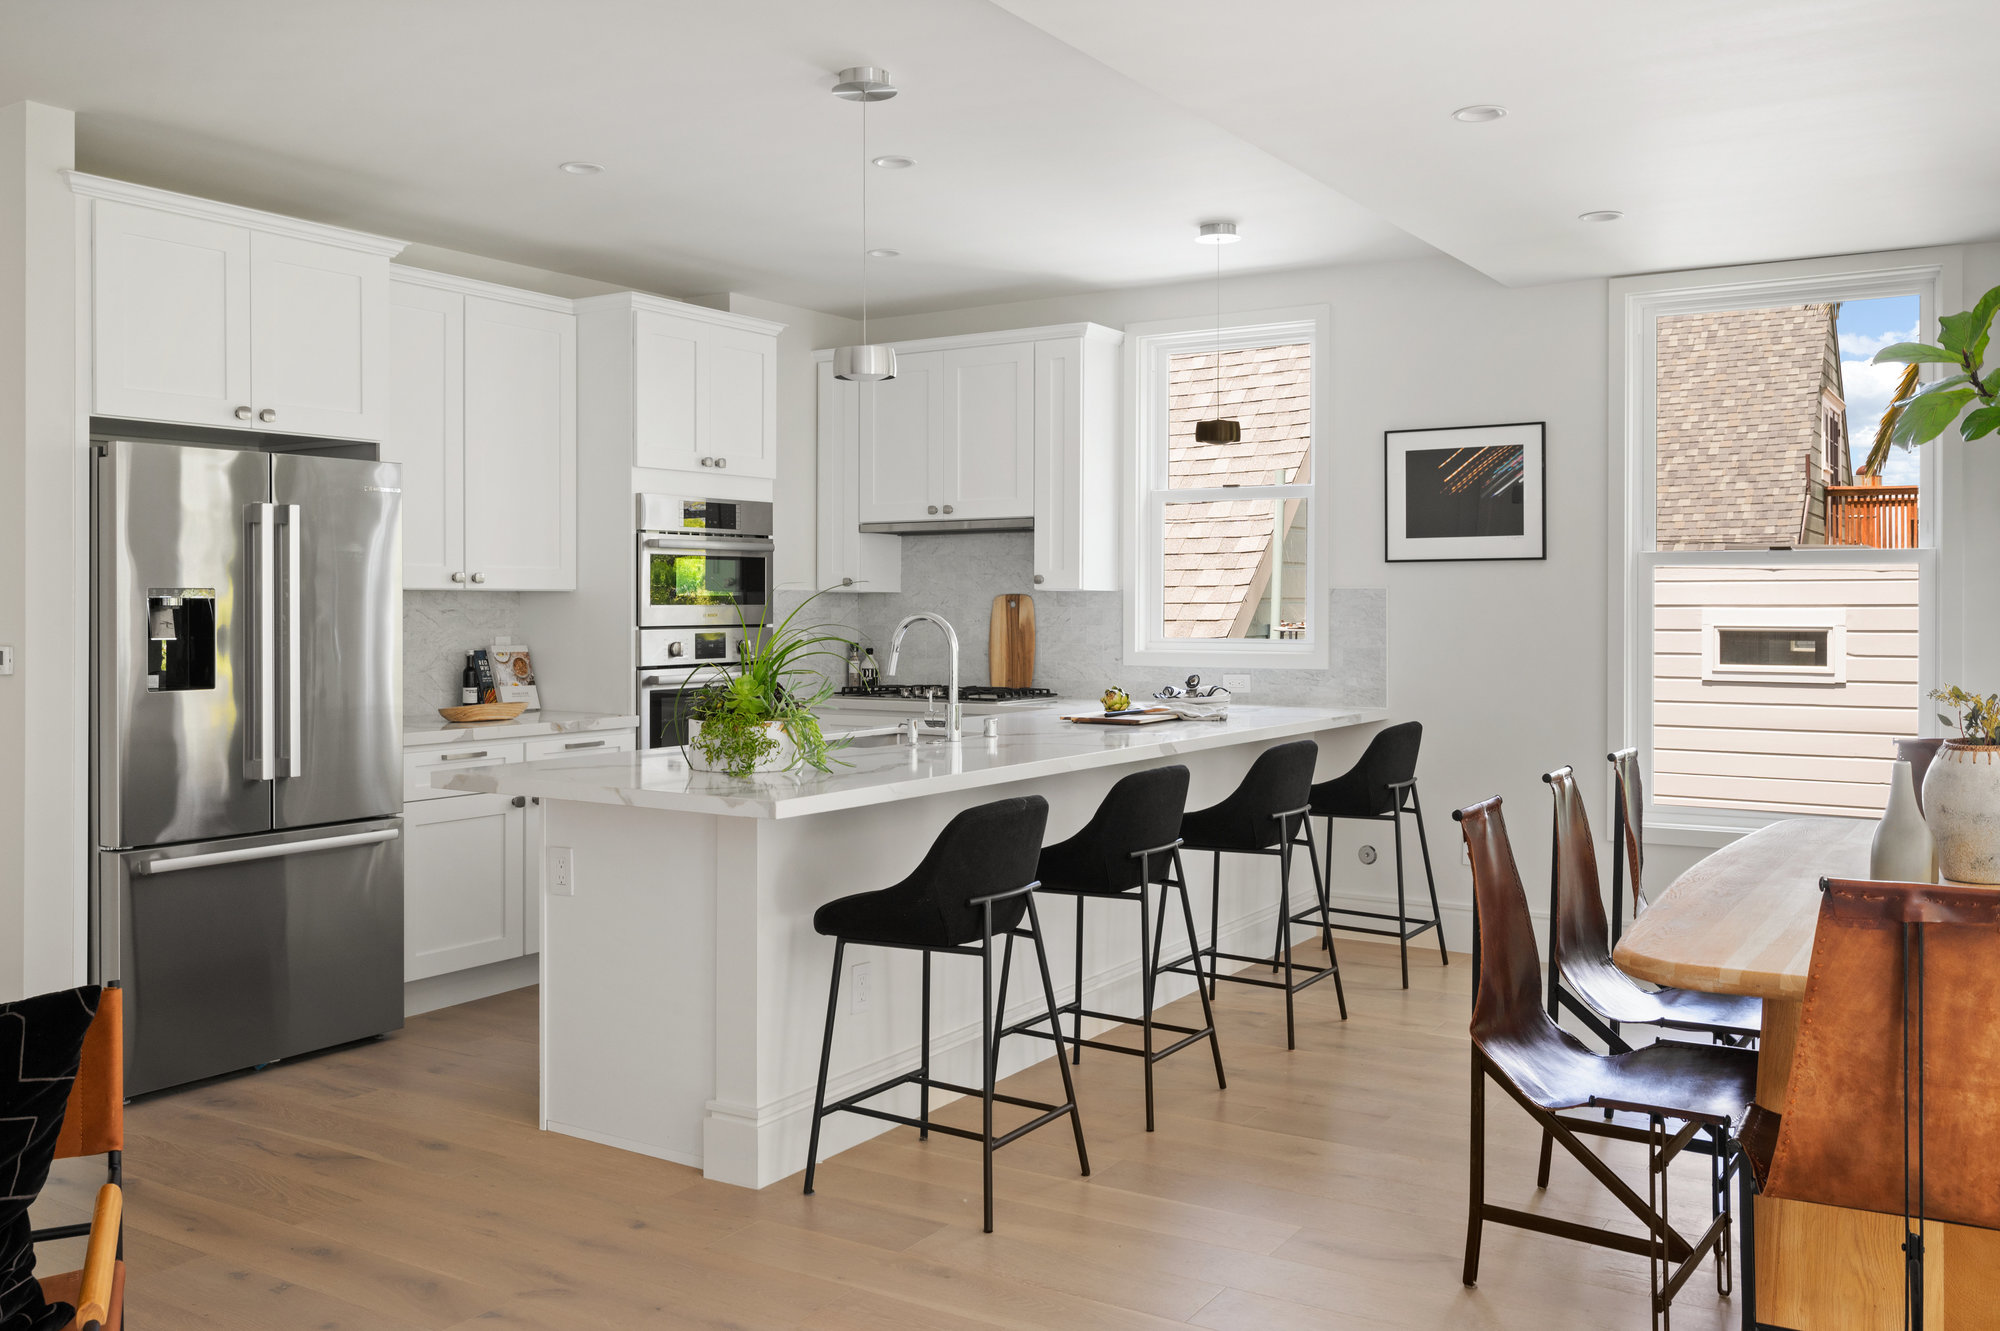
<box><xmin>438</xmin><ymin>702</ymin><xmax>528</xmax><ymax>724</ymax></box>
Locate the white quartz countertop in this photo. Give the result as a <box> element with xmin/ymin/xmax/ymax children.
<box><xmin>404</xmin><ymin>709</ymin><xmax>641</xmax><ymax>747</ymax></box>
<box><xmin>436</xmin><ymin>703</ymin><xmax>1385</xmax><ymax>819</ymax></box>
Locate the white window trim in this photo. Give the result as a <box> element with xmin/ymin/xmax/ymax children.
<box><xmin>1699</xmin><ymin>609</ymin><xmax>1846</xmax><ymax>685</ymax></box>
<box><xmin>1123</xmin><ymin>304</ymin><xmax>1331</xmax><ymax>669</ymax></box>
<box><xmin>1605</xmin><ymin>249</ymin><xmax>1962</xmax><ymax>844</ymax></box>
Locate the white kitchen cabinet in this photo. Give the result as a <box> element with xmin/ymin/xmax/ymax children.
<box><xmin>404</xmin><ymin>791</ymin><xmax>526</xmax><ymax>981</ymax></box>
<box><xmin>579</xmin><ymin>292</ymin><xmax>783</xmax><ymax>482</ymax></box>
<box><xmin>826</xmin><ymin>323</ymin><xmax>1122</xmax><ymax>590</ymax></box>
<box><xmin>74</xmin><ymin>175</ymin><xmax>404</xmax><ymax>440</ymax></box>
<box><xmin>386</xmin><ymin>270</ymin><xmax>575</xmax><ymax>591</ymax></box>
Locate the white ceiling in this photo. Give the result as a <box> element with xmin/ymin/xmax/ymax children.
<box><xmin>0</xmin><ymin>0</ymin><xmax>1428</xmax><ymax>316</ymax></box>
<box><xmin>994</xmin><ymin>0</ymin><xmax>2000</xmax><ymax>286</ymax></box>
<box><xmin>4</xmin><ymin>1</ymin><xmax>1993</xmax><ymax>314</ymax></box>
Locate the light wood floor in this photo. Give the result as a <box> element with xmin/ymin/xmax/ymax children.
<box><xmin>36</xmin><ymin>938</ymin><xmax>1744</xmax><ymax>1329</ymax></box>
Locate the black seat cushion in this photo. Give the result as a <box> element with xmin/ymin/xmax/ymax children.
<box><xmin>0</xmin><ymin>985</ymin><xmax>103</xmax><ymax>1331</ymax></box>
<box><xmin>1037</xmin><ymin>766</ymin><xmax>1190</xmax><ymax>896</ymax></box>
<box><xmin>1180</xmin><ymin>740</ymin><xmax>1318</xmax><ymax>852</ymax></box>
<box><xmin>814</xmin><ymin>796</ymin><xmax>1050</xmax><ymax>948</ymax></box>
<box><xmin>1310</xmin><ymin>721</ymin><xmax>1422</xmax><ymax>819</ymax></box>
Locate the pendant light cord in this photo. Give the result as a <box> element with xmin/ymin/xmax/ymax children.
<box><xmin>859</xmin><ymin>96</ymin><xmax>870</xmax><ymax>344</ymax></box>
<box><xmin>1213</xmin><ymin>231</ymin><xmax>1223</xmax><ymax>417</ymax></box>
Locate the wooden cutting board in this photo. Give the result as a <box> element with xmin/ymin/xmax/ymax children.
<box><xmin>989</xmin><ymin>593</ymin><xmax>1036</xmax><ymax>688</ymax></box>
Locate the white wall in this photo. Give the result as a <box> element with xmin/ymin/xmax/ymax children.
<box><xmin>1953</xmin><ymin>244</ymin><xmax>2000</xmax><ymax>698</ymax></box>
<box><xmin>861</xmin><ymin>256</ymin><xmax>1611</xmax><ymax>945</ymax></box>
<box><xmin>0</xmin><ymin>102</ymin><xmax>81</xmax><ymax>999</ymax></box>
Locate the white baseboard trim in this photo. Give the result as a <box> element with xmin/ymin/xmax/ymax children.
<box><xmin>404</xmin><ymin>953</ymin><xmax>539</xmax><ymax>1017</ymax></box>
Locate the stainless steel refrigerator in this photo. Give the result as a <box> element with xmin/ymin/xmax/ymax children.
<box><xmin>93</xmin><ymin>438</ymin><xmax>405</xmax><ymax>1095</ymax></box>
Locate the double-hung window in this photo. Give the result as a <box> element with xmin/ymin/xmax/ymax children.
<box><xmin>1126</xmin><ymin>306</ymin><xmax>1329</xmax><ymax>668</ymax></box>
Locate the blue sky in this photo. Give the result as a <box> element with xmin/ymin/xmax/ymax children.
<box><xmin>1837</xmin><ymin>293</ymin><xmax>1922</xmax><ymax>484</ymax></box>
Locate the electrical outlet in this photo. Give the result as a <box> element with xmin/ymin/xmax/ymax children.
<box><xmin>850</xmin><ymin>960</ymin><xmax>873</xmax><ymax>1014</ymax></box>
<box><xmin>0</xmin><ymin>646</ymin><xmax>13</xmax><ymax>675</ymax></box>
<box><xmin>1222</xmin><ymin>674</ymin><xmax>1251</xmax><ymax>694</ymax></box>
<box><xmin>548</xmin><ymin>846</ymin><xmax>575</xmax><ymax>896</ymax></box>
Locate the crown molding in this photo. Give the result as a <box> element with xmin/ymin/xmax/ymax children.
<box><xmin>65</xmin><ymin>172</ymin><xmax>408</xmax><ymax>257</ymax></box>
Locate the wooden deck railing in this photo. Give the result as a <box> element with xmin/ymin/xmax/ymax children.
<box><xmin>1826</xmin><ymin>485</ymin><xmax>1919</xmax><ymax>549</ymax></box>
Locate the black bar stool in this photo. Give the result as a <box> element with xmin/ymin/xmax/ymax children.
<box><xmin>1162</xmin><ymin>739</ymin><xmax>1345</xmax><ymax>1050</ymax></box>
<box><xmin>802</xmin><ymin>794</ymin><xmax>1088</xmax><ymax>1233</ymax></box>
<box><xmin>1010</xmin><ymin>765</ymin><xmax>1224</xmax><ymax>1132</ymax></box>
<box><xmin>1299</xmin><ymin>721</ymin><xmax>1446</xmax><ymax>989</ymax></box>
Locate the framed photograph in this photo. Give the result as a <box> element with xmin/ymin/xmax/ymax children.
<box><xmin>1385</xmin><ymin>422</ymin><xmax>1545</xmax><ymax>562</ymax></box>
<box><xmin>488</xmin><ymin>643</ymin><xmax>541</xmax><ymax>709</ymax></box>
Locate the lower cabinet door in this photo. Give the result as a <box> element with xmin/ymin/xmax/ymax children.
<box><xmin>404</xmin><ymin>792</ymin><xmax>526</xmax><ymax>980</ymax></box>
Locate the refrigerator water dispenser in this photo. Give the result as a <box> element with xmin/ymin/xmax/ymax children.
<box><xmin>146</xmin><ymin>589</ymin><xmax>215</xmax><ymax>691</ymax></box>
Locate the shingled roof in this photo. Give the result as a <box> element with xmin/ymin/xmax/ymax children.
<box><xmin>1163</xmin><ymin>342</ymin><xmax>1311</xmax><ymax>638</ymax></box>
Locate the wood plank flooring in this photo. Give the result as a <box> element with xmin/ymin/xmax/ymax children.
<box><xmin>33</xmin><ymin>939</ymin><xmax>1744</xmax><ymax>1328</ymax></box>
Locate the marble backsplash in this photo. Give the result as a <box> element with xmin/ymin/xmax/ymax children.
<box><xmin>797</xmin><ymin>532</ymin><xmax>1386</xmax><ymax>707</ymax></box>
<box><xmin>405</xmin><ymin>590</ymin><xmax>527</xmax><ymax>715</ymax></box>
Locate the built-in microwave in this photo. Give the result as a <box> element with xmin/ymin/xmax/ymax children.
<box><xmin>636</xmin><ymin>495</ymin><xmax>773</xmax><ymax>629</ymax></box>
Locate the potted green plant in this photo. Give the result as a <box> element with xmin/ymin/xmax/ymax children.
<box><xmin>1867</xmin><ymin>282</ymin><xmax>2000</xmax><ymax>454</ymax></box>
<box><xmin>683</xmin><ymin>590</ymin><xmax>855</xmax><ymax>779</ymax></box>
<box><xmin>1923</xmin><ymin>685</ymin><xmax>2000</xmax><ymax>883</ymax></box>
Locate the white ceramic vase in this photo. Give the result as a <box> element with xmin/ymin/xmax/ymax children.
<box><xmin>1870</xmin><ymin>759</ymin><xmax>1937</xmax><ymax>883</ymax></box>
<box><xmin>684</xmin><ymin>720</ymin><xmax>797</xmax><ymax>775</ymax></box>
<box><xmin>1921</xmin><ymin>741</ymin><xmax>2000</xmax><ymax>884</ymax></box>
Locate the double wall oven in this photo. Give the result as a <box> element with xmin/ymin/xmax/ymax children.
<box><xmin>635</xmin><ymin>495</ymin><xmax>773</xmax><ymax>749</ymax></box>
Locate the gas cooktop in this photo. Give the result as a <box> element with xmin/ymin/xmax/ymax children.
<box><xmin>838</xmin><ymin>684</ymin><xmax>1056</xmax><ymax>703</ymax></box>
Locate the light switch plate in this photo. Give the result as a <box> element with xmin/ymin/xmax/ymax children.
<box><xmin>0</xmin><ymin>645</ymin><xmax>13</xmax><ymax>676</ymax></box>
<box><xmin>548</xmin><ymin>846</ymin><xmax>575</xmax><ymax>896</ymax></box>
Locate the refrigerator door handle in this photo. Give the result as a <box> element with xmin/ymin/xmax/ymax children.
<box><xmin>244</xmin><ymin>502</ymin><xmax>278</xmax><ymax>781</ymax></box>
<box><xmin>276</xmin><ymin>503</ymin><xmax>303</xmax><ymax>779</ymax></box>
<box><xmin>135</xmin><ymin>826</ymin><xmax>400</xmax><ymax>876</ymax></box>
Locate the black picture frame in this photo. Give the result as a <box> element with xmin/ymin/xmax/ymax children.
<box><xmin>1384</xmin><ymin>422</ymin><xmax>1547</xmax><ymax>563</ymax></box>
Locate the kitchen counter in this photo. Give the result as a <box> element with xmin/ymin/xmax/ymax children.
<box><xmin>403</xmin><ymin>708</ymin><xmax>640</xmax><ymax>747</ymax></box>
<box><xmin>437</xmin><ymin>703</ymin><xmax>1384</xmax><ymax>816</ymax></box>
<box><xmin>480</xmin><ymin>703</ymin><xmax>1386</xmax><ymax>1190</ymax></box>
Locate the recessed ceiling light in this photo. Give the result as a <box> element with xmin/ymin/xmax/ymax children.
<box><xmin>558</xmin><ymin>161</ymin><xmax>605</xmax><ymax>175</ymax></box>
<box><xmin>870</xmin><ymin>155</ymin><xmax>915</xmax><ymax>169</ymax></box>
<box><xmin>1578</xmin><ymin>209</ymin><xmax>1624</xmax><ymax>222</ymax></box>
<box><xmin>867</xmin><ymin>248</ymin><xmax>900</xmax><ymax>258</ymax></box>
<box><xmin>1451</xmin><ymin>104</ymin><xmax>1507</xmax><ymax>123</ymax></box>
<box><xmin>1195</xmin><ymin>221</ymin><xmax>1240</xmax><ymax>245</ymax></box>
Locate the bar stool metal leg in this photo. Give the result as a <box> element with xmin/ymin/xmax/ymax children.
<box><xmin>1392</xmin><ymin>799</ymin><xmax>1411</xmax><ymax>988</ymax></box>
<box><xmin>919</xmin><ymin>949</ymin><xmax>931</xmax><ymax>1140</ymax></box>
<box><xmin>1072</xmin><ymin>894</ymin><xmax>1086</xmax><ymax>1064</ymax></box>
<box><xmin>1410</xmin><ymin>783</ymin><xmax>1449</xmax><ymax>966</ymax></box>
<box><xmin>1172</xmin><ymin>849</ymin><xmax>1227</xmax><ymax>1091</ymax></box>
<box><xmin>1278</xmin><ymin>818</ymin><xmax>1298</xmax><ymax>1050</ymax></box>
<box><xmin>980</xmin><ymin>903</ymin><xmax>997</xmax><ymax>1232</ymax></box>
<box><xmin>803</xmin><ymin>937</ymin><xmax>845</xmax><ymax>1196</ymax></box>
<box><xmin>1023</xmin><ymin>895</ymin><xmax>1090</xmax><ymax>1180</ymax></box>
<box><xmin>1138</xmin><ymin>878</ymin><xmax>1156</xmax><ymax>1131</ymax></box>
<box><xmin>1208</xmin><ymin>850</ymin><xmax>1222</xmax><ymax>1000</ymax></box>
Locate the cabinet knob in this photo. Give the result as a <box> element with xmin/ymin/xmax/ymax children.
<box><xmin>699</xmin><ymin>456</ymin><xmax>713</xmax><ymax>467</ymax></box>
<box><xmin>841</xmin><ymin>577</ymin><xmax>854</xmax><ymax>587</ymax></box>
<box><xmin>927</xmin><ymin>505</ymin><xmax>939</xmax><ymax>515</ymax></box>
<box><xmin>450</xmin><ymin>572</ymin><xmax>467</xmax><ymax>583</ymax></box>
<box><xmin>1033</xmin><ymin>574</ymin><xmax>1045</xmax><ymax>585</ymax></box>
<box><xmin>234</xmin><ymin>405</ymin><xmax>253</xmax><ymax>421</ymax></box>
<box><xmin>512</xmin><ymin>795</ymin><xmax>527</xmax><ymax>808</ymax></box>
<box><xmin>714</xmin><ymin>457</ymin><xmax>727</xmax><ymax>469</ymax></box>
<box><xmin>942</xmin><ymin>504</ymin><xmax>954</xmax><ymax>514</ymax></box>
<box><xmin>258</xmin><ymin>408</ymin><xmax>277</xmax><ymax>423</ymax></box>
<box><xmin>471</xmin><ymin>572</ymin><xmax>486</xmax><ymax>584</ymax></box>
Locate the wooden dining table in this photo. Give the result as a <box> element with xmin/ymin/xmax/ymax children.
<box><xmin>1614</xmin><ymin>816</ymin><xmax>2000</xmax><ymax>1330</ymax></box>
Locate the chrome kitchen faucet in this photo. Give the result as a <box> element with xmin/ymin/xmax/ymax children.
<box><xmin>886</xmin><ymin>613</ymin><xmax>962</xmax><ymax>743</ymax></box>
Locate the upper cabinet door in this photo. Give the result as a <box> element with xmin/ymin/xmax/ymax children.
<box><xmin>857</xmin><ymin>351</ymin><xmax>943</xmax><ymax>524</ymax></box>
<box><xmin>385</xmin><ymin>281</ymin><xmax>464</xmax><ymax>590</ymax></box>
<box><xmin>940</xmin><ymin>343</ymin><xmax>1035</xmax><ymax>520</ymax></box>
<box><xmin>633</xmin><ymin>310</ymin><xmax>701</xmax><ymax>473</ymax></box>
<box><xmin>704</xmin><ymin>325</ymin><xmax>777</xmax><ymax>478</ymax></box>
<box><xmin>460</xmin><ymin>295</ymin><xmax>576</xmax><ymax>590</ymax></box>
<box><xmin>92</xmin><ymin>200</ymin><xmax>253</xmax><ymax>428</ymax></box>
<box><xmin>248</xmin><ymin>231</ymin><xmax>389</xmax><ymax>440</ymax></box>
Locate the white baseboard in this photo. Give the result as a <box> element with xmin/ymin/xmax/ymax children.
<box><xmin>404</xmin><ymin>953</ymin><xmax>539</xmax><ymax>1017</ymax></box>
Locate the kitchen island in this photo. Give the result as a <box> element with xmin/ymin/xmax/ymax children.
<box><xmin>441</xmin><ymin>703</ymin><xmax>1384</xmax><ymax>1187</ymax></box>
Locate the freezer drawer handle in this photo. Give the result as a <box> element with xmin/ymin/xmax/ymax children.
<box><xmin>137</xmin><ymin>827</ymin><xmax>400</xmax><ymax>875</ymax></box>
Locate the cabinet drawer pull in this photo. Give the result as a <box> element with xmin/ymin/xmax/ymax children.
<box><xmin>439</xmin><ymin>750</ymin><xmax>489</xmax><ymax>762</ymax></box>
<box><xmin>258</xmin><ymin>407</ymin><xmax>277</xmax><ymax>423</ymax></box>
<box><xmin>471</xmin><ymin>572</ymin><xmax>486</xmax><ymax>584</ymax></box>
<box><xmin>512</xmin><ymin>795</ymin><xmax>527</xmax><ymax>808</ymax></box>
<box><xmin>714</xmin><ymin>457</ymin><xmax>727</xmax><ymax>469</ymax></box>
<box><xmin>234</xmin><ymin>405</ymin><xmax>253</xmax><ymax>420</ymax></box>
<box><xmin>927</xmin><ymin>505</ymin><xmax>939</xmax><ymax>515</ymax></box>
<box><xmin>942</xmin><ymin>504</ymin><xmax>954</xmax><ymax>514</ymax></box>
<box><xmin>564</xmin><ymin>739</ymin><xmax>606</xmax><ymax>750</ymax></box>
<box><xmin>1033</xmin><ymin>573</ymin><xmax>1045</xmax><ymax>584</ymax></box>
<box><xmin>451</xmin><ymin>571</ymin><xmax>467</xmax><ymax>583</ymax></box>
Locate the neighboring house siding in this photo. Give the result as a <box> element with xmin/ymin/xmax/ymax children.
<box><xmin>1653</xmin><ymin>565</ymin><xmax>1918</xmax><ymax>817</ymax></box>
<box><xmin>1656</xmin><ymin>304</ymin><xmax>1845</xmax><ymax>550</ymax></box>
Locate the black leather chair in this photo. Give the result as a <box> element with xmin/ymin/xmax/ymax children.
<box><xmin>1162</xmin><ymin>740</ymin><xmax>1345</xmax><ymax>1050</ymax></box>
<box><xmin>1302</xmin><ymin>721</ymin><xmax>1446</xmax><ymax>988</ymax></box>
<box><xmin>1456</xmin><ymin>795</ymin><xmax>1754</xmax><ymax>1328</ymax></box>
<box><xmin>802</xmin><ymin>795</ymin><xmax>1088</xmax><ymax>1232</ymax></box>
<box><xmin>1022</xmin><ymin>766</ymin><xmax>1224</xmax><ymax>1131</ymax></box>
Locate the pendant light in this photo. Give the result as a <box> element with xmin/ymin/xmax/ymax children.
<box><xmin>832</xmin><ymin>67</ymin><xmax>898</xmax><ymax>382</ymax></box>
<box><xmin>1193</xmin><ymin>222</ymin><xmax>1241</xmax><ymax>444</ymax></box>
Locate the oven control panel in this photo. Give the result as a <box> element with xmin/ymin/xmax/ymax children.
<box><xmin>638</xmin><ymin>627</ymin><xmax>753</xmax><ymax>669</ymax></box>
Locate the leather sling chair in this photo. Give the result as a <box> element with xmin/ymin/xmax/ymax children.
<box><xmin>1607</xmin><ymin>747</ymin><xmax>1648</xmax><ymax>942</ymax></box>
<box><xmin>1456</xmin><ymin>796</ymin><xmax>1756</xmax><ymax>1331</ymax></box>
<box><xmin>1736</xmin><ymin>878</ymin><xmax>2000</xmax><ymax>1331</ymax></box>
<box><xmin>30</xmin><ymin>985</ymin><xmax>126</xmax><ymax>1331</ymax></box>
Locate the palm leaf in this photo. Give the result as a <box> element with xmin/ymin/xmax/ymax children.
<box><xmin>1860</xmin><ymin>361</ymin><xmax>1921</xmax><ymax>477</ymax></box>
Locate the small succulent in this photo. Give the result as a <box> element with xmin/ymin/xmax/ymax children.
<box><xmin>1931</xmin><ymin>685</ymin><xmax>2000</xmax><ymax>746</ymax></box>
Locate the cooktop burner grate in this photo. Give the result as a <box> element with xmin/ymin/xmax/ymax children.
<box><xmin>838</xmin><ymin>684</ymin><xmax>1056</xmax><ymax>703</ymax></box>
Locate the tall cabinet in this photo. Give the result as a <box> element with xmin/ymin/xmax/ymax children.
<box><xmin>386</xmin><ymin>269</ymin><xmax>577</xmax><ymax>591</ymax></box>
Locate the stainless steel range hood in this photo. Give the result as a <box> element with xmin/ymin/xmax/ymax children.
<box><xmin>858</xmin><ymin>516</ymin><xmax>1034</xmax><ymax>534</ymax></box>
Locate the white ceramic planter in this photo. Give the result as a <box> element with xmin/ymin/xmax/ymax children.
<box><xmin>684</xmin><ymin>719</ymin><xmax>797</xmax><ymax>775</ymax></box>
<box><xmin>1922</xmin><ymin>741</ymin><xmax>2000</xmax><ymax>884</ymax></box>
